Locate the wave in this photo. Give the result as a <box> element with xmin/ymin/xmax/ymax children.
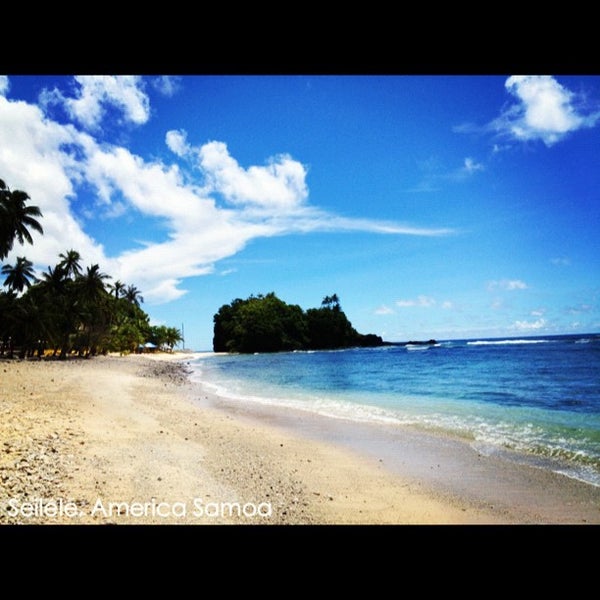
<box><xmin>200</xmin><ymin>378</ymin><xmax>600</xmax><ymax>486</ymax></box>
<box><xmin>466</xmin><ymin>334</ymin><xmax>599</xmax><ymax>347</ymax></box>
<box><xmin>467</xmin><ymin>339</ymin><xmax>553</xmax><ymax>346</ymax></box>
<box><xmin>188</xmin><ymin>341</ymin><xmax>600</xmax><ymax>487</ymax></box>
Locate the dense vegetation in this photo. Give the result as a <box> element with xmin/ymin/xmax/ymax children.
<box><xmin>0</xmin><ymin>177</ymin><xmax>182</xmax><ymax>358</ymax></box>
<box><xmin>213</xmin><ymin>292</ymin><xmax>385</xmax><ymax>353</ymax></box>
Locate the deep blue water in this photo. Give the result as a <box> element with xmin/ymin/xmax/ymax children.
<box><xmin>189</xmin><ymin>334</ymin><xmax>600</xmax><ymax>486</ymax></box>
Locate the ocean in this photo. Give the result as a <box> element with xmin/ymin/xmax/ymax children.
<box><xmin>188</xmin><ymin>333</ymin><xmax>600</xmax><ymax>487</ymax></box>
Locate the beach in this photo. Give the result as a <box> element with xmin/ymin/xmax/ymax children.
<box><xmin>1</xmin><ymin>353</ymin><xmax>599</xmax><ymax>525</ymax></box>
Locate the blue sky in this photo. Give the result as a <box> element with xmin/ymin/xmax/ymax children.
<box><xmin>1</xmin><ymin>75</ymin><xmax>599</xmax><ymax>350</ymax></box>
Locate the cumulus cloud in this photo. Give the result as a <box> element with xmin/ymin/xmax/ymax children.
<box><xmin>0</xmin><ymin>76</ymin><xmax>9</xmax><ymax>96</ymax></box>
<box><xmin>40</xmin><ymin>75</ymin><xmax>150</xmax><ymax>131</ymax></box>
<box><xmin>0</xmin><ymin>94</ymin><xmax>107</xmax><ymax>266</ymax></box>
<box><xmin>0</xmin><ymin>76</ymin><xmax>454</xmax><ymax>306</ymax></box>
<box><xmin>166</xmin><ymin>129</ymin><xmax>191</xmax><ymax>157</ymax></box>
<box><xmin>198</xmin><ymin>141</ymin><xmax>308</xmax><ymax>210</ymax></box>
<box><xmin>494</xmin><ymin>76</ymin><xmax>600</xmax><ymax>146</ymax></box>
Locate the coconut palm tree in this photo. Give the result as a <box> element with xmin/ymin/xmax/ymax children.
<box><xmin>36</xmin><ymin>263</ymin><xmax>78</xmax><ymax>353</ymax></box>
<box><xmin>107</xmin><ymin>279</ymin><xmax>126</xmax><ymax>299</ymax></box>
<box><xmin>124</xmin><ymin>284</ymin><xmax>144</xmax><ymax>306</ymax></box>
<box><xmin>1</xmin><ymin>256</ymin><xmax>37</xmax><ymax>293</ymax></box>
<box><xmin>57</xmin><ymin>249</ymin><xmax>83</xmax><ymax>280</ymax></box>
<box><xmin>78</xmin><ymin>264</ymin><xmax>111</xmax><ymax>300</ymax></box>
<box><xmin>40</xmin><ymin>264</ymin><xmax>68</xmax><ymax>288</ymax></box>
<box><xmin>164</xmin><ymin>326</ymin><xmax>183</xmax><ymax>351</ymax></box>
<box><xmin>75</xmin><ymin>264</ymin><xmax>112</xmax><ymax>356</ymax></box>
<box><xmin>321</xmin><ymin>294</ymin><xmax>341</xmax><ymax>311</ymax></box>
<box><xmin>0</xmin><ymin>179</ymin><xmax>44</xmax><ymax>260</ymax></box>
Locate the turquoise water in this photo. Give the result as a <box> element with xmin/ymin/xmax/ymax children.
<box><xmin>189</xmin><ymin>334</ymin><xmax>600</xmax><ymax>487</ymax></box>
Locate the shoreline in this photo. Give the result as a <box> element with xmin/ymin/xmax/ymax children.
<box><xmin>1</xmin><ymin>353</ymin><xmax>599</xmax><ymax>525</ymax></box>
<box><xmin>190</xmin><ymin>370</ymin><xmax>600</xmax><ymax>524</ymax></box>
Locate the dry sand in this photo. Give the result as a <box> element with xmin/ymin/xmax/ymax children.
<box><xmin>1</xmin><ymin>352</ymin><xmax>599</xmax><ymax>525</ymax></box>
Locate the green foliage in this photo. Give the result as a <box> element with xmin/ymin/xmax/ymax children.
<box><xmin>213</xmin><ymin>292</ymin><xmax>383</xmax><ymax>353</ymax></box>
<box><xmin>0</xmin><ymin>250</ymin><xmax>167</xmax><ymax>358</ymax></box>
<box><xmin>0</xmin><ymin>175</ymin><xmax>182</xmax><ymax>358</ymax></box>
<box><xmin>213</xmin><ymin>293</ymin><xmax>308</xmax><ymax>353</ymax></box>
<box><xmin>305</xmin><ymin>305</ymin><xmax>357</xmax><ymax>350</ymax></box>
<box><xmin>109</xmin><ymin>320</ymin><xmax>147</xmax><ymax>355</ymax></box>
<box><xmin>149</xmin><ymin>325</ymin><xmax>183</xmax><ymax>351</ymax></box>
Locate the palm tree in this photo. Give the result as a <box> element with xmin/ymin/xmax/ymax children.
<box><xmin>107</xmin><ymin>279</ymin><xmax>126</xmax><ymax>299</ymax></box>
<box><xmin>124</xmin><ymin>284</ymin><xmax>144</xmax><ymax>306</ymax></box>
<box><xmin>150</xmin><ymin>324</ymin><xmax>183</xmax><ymax>352</ymax></box>
<box><xmin>77</xmin><ymin>264</ymin><xmax>111</xmax><ymax>304</ymax></box>
<box><xmin>164</xmin><ymin>326</ymin><xmax>183</xmax><ymax>351</ymax></box>
<box><xmin>0</xmin><ymin>179</ymin><xmax>44</xmax><ymax>260</ymax></box>
<box><xmin>1</xmin><ymin>257</ymin><xmax>37</xmax><ymax>293</ymax></box>
<box><xmin>321</xmin><ymin>294</ymin><xmax>341</xmax><ymax>311</ymax></box>
<box><xmin>330</xmin><ymin>293</ymin><xmax>341</xmax><ymax>311</ymax></box>
<box><xmin>40</xmin><ymin>265</ymin><xmax>68</xmax><ymax>289</ymax></box>
<box><xmin>57</xmin><ymin>249</ymin><xmax>83</xmax><ymax>280</ymax></box>
<box><xmin>36</xmin><ymin>263</ymin><xmax>79</xmax><ymax>358</ymax></box>
<box><xmin>78</xmin><ymin>265</ymin><xmax>113</xmax><ymax>352</ymax></box>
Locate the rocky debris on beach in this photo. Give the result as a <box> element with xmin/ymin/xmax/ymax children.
<box><xmin>136</xmin><ymin>359</ymin><xmax>192</xmax><ymax>386</ymax></box>
<box><xmin>0</xmin><ymin>428</ymin><xmax>88</xmax><ymax>524</ymax></box>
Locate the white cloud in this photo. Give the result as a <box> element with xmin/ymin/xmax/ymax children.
<box><xmin>166</xmin><ymin>129</ymin><xmax>191</xmax><ymax>157</ymax></box>
<box><xmin>0</xmin><ymin>76</ymin><xmax>9</xmax><ymax>96</ymax></box>
<box><xmin>487</xmin><ymin>279</ymin><xmax>528</xmax><ymax>291</ymax></box>
<box><xmin>494</xmin><ymin>76</ymin><xmax>600</xmax><ymax>146</ymax></box>
<box><xmin>551</xmin><ymin>257</ymin><xmax>570</xmax><ymax>266</ymax></box>
<box><xmin>0</xmin><ymin>94</ymin><xmax>107</xmax><ymax>268</ymax></box>
<box><xmin>41</xmin><ymin>76</ymin><xmax>150</xmax><ymax>131</ymax></box>
<box><xmin>0</xmin><ymin>78</ymin><xmax>456</xmax><ymax>306</ymax></box>
<box><xmin>199</xmin><ymin>141</ymin><xmax>308</xmax><ymax>210</ymax></box>
<box><xmin>151</xmin><ymin>76</ymin><xmax>181</xmax><ymax>97</ymax></box>
<box><xmin>297</xmin><ymin>215</ymin><xmax>453</xmax><ymax>236</ymax></box>
<box><xmin>396</xmin><ymin>295</ymin><xmax>436</xmax><ymax>308</ymax></box>
<box><xmin>511</xmin><ymin>318</ymin><xmax>546</xmax><ymax>331</ymax></box>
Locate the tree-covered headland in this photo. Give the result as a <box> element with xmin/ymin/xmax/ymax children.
<box><xmin>213</xmin><ymin>292</ymin><xmax>385</xmax><ymax>353</ymax></box>
<box><xmin>0</xmin><ymin>178</ymin><xmax>182</xmax><ymax>358</ymax></box>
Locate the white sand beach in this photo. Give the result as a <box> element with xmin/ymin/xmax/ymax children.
<box><xmin>1</xmin><ymin>353</ymin><xmax>599</xmax><ymax>525</ymax></box>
